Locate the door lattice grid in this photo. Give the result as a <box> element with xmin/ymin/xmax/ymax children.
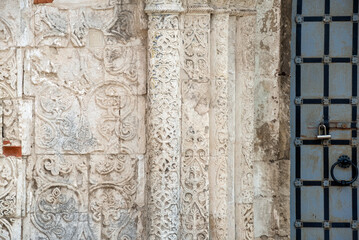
<box><xmin>292</xmin><ymin>0</ymin><xmax>359</xmax><ymax>239</ymax></box>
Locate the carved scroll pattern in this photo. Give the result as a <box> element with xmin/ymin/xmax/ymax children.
<box><xmin>181</xmin><ymin>14</ymin><xmax>210</xmax><ymax>240</ymax></box>
<box><xmin>89</xmin><ymin>154</ymin><xmax>138</xmax><ymax>240</ymax></box>
<box><xmin>30</xmin><ymin>155</ymin><xmax>92</xmax><ymax>239</ymax></box>
<box><xmin>30</xmin><ymin>153</ymin><xmax>139</xmax><ymax>239</ymax></box>
<box><xmin>0</xmin><ymin>157</ymin><xmax>23</xmax><ymax>240</ymax></box>
<box><xmin>28</xmin><ymin>48</ymin><xmax>140</xmax><ymax>154</ymax></box>
<box><xmin>147</xmin><ymin>14</ymin><xmax>181</xmax><ymax>240</ymax></box>
<box><xmin>236</xmin><ymin>14</ymin><xmax>256</xmax><ymax>240</ymax></box>
<box><xmin>183</xmin><ymin>15</ymin><xmax>210</xmax><ymax>83</ymax></box>
<box><xmin>210</xmin><ymin>13</ymin><xmax>229</xmax><ymax>240</ymax></box>
<box><xmin>0</xmin><ymin>18</ymin><xmax>16</xmax><ymax>99</ymax></box>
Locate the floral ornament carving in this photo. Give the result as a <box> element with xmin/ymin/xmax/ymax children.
<box><xmin>240</xmin><ymin>204</ymin><xmax>254</xmax><ymax>240</ymax></box>
<box><xmin>210</xmin><ymin>13</ymin><xmax>229</xmax><ymax>240</ymax></box>
<box><xmin>181</xmin><ymin>128</ymin><xmax>209</xmax><ymax>239</ymax></box>
<box><xmin>89</xmin><ymin>186</ymin><xmax>137</xmax><ymax>239</ymax></box>
<box><xmin>32</xmin><ymin>187</ymin><xmax>95</xmax><ymax>239</ymax></box>
<box><xmin>147</xmin><ymin>12</ymin><xmax>181</xmax><ymax>239</ymax></box>
<box><xmin>28</xmin><ymin>47</ymin><xmax>140</xmax><ymax>154</ymax></box>
<box><xmin>90</xmin><ymin>83</ymin><xmax>137</xmax><ymax>153</ymax></box>
<box><xmin>91</xmin><ymin>155</ymin><xmax>136</xmax><ymax>184</ymax></box>
<box><xmin>235</xmin><ymin>14</ymin><xmax>256</xmax><ymax>240</ymax></box>
<box><xmin>0</xmin><ymin>56</ymin><xmax>16</xmax><ymax>99</ymax></box>
<box><xmin>34</xmin><ymin>155</ymin><xmax>87</xmax><ymax>189</ymax></box>
<box><xmin>3</xmin><ymin>99</ymin><xmax>19</xmax><ymax>142</ymax></box>
<box><xmin>0</xmin><ymin>157</ymin><xmax>16</xmax><ymax>200</ymax></box>
<box><xmin>35</xmin><ymin>85</ymin><xmax>97</xmax><ymax>154</ymax></box>
<box><xmin>0</xmin><ymin>157</ymin><xmax>23</xmax><ymax>239</ymax></box>
<box><xmin>183</xmin><ymin>15</ymin><xmax>210</xmax><ymax>82</ymax></box>
<box><xmin>0</xmin><ymin>193</ymin><xmax>16</xmax><ymax>218</ymax></box>
<box><xmin>180</xmin><ymin>10</ymin><xmax>210</xmax><ymax>240</ymax></box>
<box><xmin>89</xmin><ymin>150</ymin><xmax>138</xmax><ymax>239</ymax></box>
<box><xmin>0</xmin><ymin>219</ymin><xmax>11</xmax><ymax>240</ymax></box>
<box><xmin>0</xmin><ymin>18</ymin><xmax>16</xmax><ymax>99</ymax></box>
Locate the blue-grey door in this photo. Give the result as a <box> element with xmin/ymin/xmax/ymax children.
<box><xmin>291</xmin><ymin>0</ymin><xmax>359</xmax><ymax>239</ymax></box>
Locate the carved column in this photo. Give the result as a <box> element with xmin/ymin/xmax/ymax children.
<box><xmin>180</xmin><ymin>1</ymin><xmax>212</xmax><ymax>239</ymax></box>
<box><xmin>209</xmin><ymin>1</ymin><xmax>230</xmax><ymax>239</ymax></box>
<box><xmin>145</xmin><ymin>1</ymin><xmax>183</xmax><ymax>239</ymax></box>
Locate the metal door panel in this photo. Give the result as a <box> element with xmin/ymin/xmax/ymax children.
<box><xmin>302</xmin><ymin>64</ymin><xmax>324</xmax><ymax>98</ymax></box>
<box><xmin>301</xmin><ymin>146</ymin><xmax>323</xmax><ymax>180</ymax></box>
<box><xmin>330</xmin><ymin>187</ymin><xmax>352</xmax><ymax>221</ymax></box>
<box><xmin>330</xmin><ymin>23</ymin><xmax>352</xmax><ymax>56</ymax></box>
<box><xmin>302</xmin><ymin>228</ymin><xmax>324</xmax><ymax>240</ymax></box>
<box><xmin>329</xmin><ymin>64</ymin><xmax>352</xmax><ymax>98</ymax></box>
<box><xmin>291</xmin><ymin>0</ymin><xmax>359</xmax><ymax>239</ymax></box>
<box><xmin>302</xmin><ymin>23</ymin><xmax>325</xmax><ymax>57</ymax></box>
<box><xmin>331</xmin><ymin>228</ymin><xmax>352</xmax><ymax>239</ymax></box>
<box><xmin>331</xmin><ymin>0</ymin><xmax>353</xmax><ymax>15</ymax></box>
<box><xmin>302</xmin><ymin>0</ymin><xmax>324</xmax><ymax>16</ymax></box>
<box><xmin>301</xmin><ymin>187</ymin><xmax>324</xmax><ymax>221</ymax></box>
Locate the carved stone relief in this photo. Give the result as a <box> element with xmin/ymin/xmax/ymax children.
<box><xmin>20</xmin><ymin>1</ymin><xmax>146</xmax><ymax>239</ymax></box>
<box><xmin>209</xmin><ymin>12</ymin><xmax>230</xmax><ymax>240</ymax></box>
<box><xmin>180</xmin><ymin>12</ymin><xmax>210</xmax><ymax>240</ymax></box>
<box><xmin>0</xmin><ymin>156</ymin><xmax>24</xmax><ymax>240</ymax></box>
<box><xmin>0</xmin><ymin>19</ymin><xmax>17</xmax><ymax>99</ymax></box>
<box><xmin>0</xmin><ymin>0</ymin><xmax>290</xmax><ymax>239</ymax></box>
<box><xmin>23</xmin><ymin>47</ymin><xmax>145</xmax><ymax>155</ymax></box>
<box><xmin>147</xmin><ymin>12</ymin><xmax>182</xmax><ymax>239</ymax></box>
<box><xmin>235</xmin><ymin>13</ymin><xmax>256</xmax><ymax>240</ymax></box>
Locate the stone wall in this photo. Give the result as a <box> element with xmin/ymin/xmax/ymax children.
<box><xmin>0</xmin><ymin>0</ymin><xmax>291</xmax><ymax>239</ymax></box>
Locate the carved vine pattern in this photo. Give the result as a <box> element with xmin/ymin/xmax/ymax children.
<box><xmin>211</xmin><ymin>13</ymin><xmax>229</xmax><ymax>240</ymax></box>
<box><xmin>147</xmin><ymin>14</ymin><xmax>181</xmax><ymax>239</ymax></box>
<box><xmin>180</xmin><ymin>13</ymin><xmax>210</xmax><ymax>240</ymax></box>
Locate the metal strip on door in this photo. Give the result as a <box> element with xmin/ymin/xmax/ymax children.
<box><xmin>291</xmin><ymin>0</ymin><xmax>359</xmax><ymax>239</ymax></box>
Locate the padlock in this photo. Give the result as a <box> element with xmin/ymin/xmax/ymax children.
<box><xmin>317</xmin><ymin>123</ymin><xmax>331</xmax><ymax>139</ymax></box>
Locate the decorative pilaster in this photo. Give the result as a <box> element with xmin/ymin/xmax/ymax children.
<box><xmin>235</xmin><ymin>11</ymin><xmax>256</xmax><ymax>240</ymax></box>
<box><xmin>180</xmin><ymin>1</ymin><xmax>212</xmax><ymax>239</ymax></box>
<box><xmin>146</xmin><ymin>1</ymin><xmax>183</xmax><ymax>239</ymax></box>
<box><xmin>209</xmin><ymin>1</ymin><xmax>230</xmax><ymax>239</ymax></box>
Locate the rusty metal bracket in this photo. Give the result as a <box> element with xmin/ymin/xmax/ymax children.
<box><xmin>327</xmin><ymin>121</ymin><xmax>356</xmax><ymax>130</ymax></box>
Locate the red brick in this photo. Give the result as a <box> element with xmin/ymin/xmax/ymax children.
<box><xmin>3</xmin><ymin>146</ymin><xmax>22</xmax><ymax>157</ymax></box>
<box><xmin>34</xmin><ymin>0</ymin><xmax>53</xmax><ymax>4</ymax></box>
<box><xmin>3</xmin><ymin>140</ymin><xmax>11</xmax><ymax>145</ymax></box>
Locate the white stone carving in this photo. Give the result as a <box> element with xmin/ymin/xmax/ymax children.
<box><xmin>180</xmin><ymin>12</ymin><xmax>211</xmax><ymax>240</ymax></box>
<box><xmin>147</xmin><ymin>8</ymin><xmax>182</xmax><ymax>239</ymax></box>
<box><xmin>209</xmin><ymin>12</ymin><xmax>230</xmax><ymax>240</ymax></box>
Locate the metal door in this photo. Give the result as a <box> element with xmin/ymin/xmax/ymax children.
<box><xmin>291</xmin><ymin>0</ymin><xmax>359</xmax><ymax>239</ymax></box>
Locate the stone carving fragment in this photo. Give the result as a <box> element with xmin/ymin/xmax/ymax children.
<box><xmin>108</xmin><ymin>10</ymin><xmax>133</xmax><ymax>41</ymax></box>
<box><xmin>0</xmin><ymin>156</ymin><xmax>24</xmax><ymax>240</ymax></box>
<box><xmin>34</xmin><ymin>6</ymin><xmax>69</xmax><ymax>47</ymax></box>
<box><xmin>0</xmin><ymin>19</ymin><xmax>16</xmax><ymax>99</ymax></box>
<box><xmin>183</xmin><ymin>15</ymin><xmax>210</xmax><ymax>82</ymax></box>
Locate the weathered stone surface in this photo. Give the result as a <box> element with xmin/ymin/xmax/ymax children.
<box><xmin>0</xmin><ymin>0</ymin><xmax>292</xmax><ymax>239</ymax></box>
